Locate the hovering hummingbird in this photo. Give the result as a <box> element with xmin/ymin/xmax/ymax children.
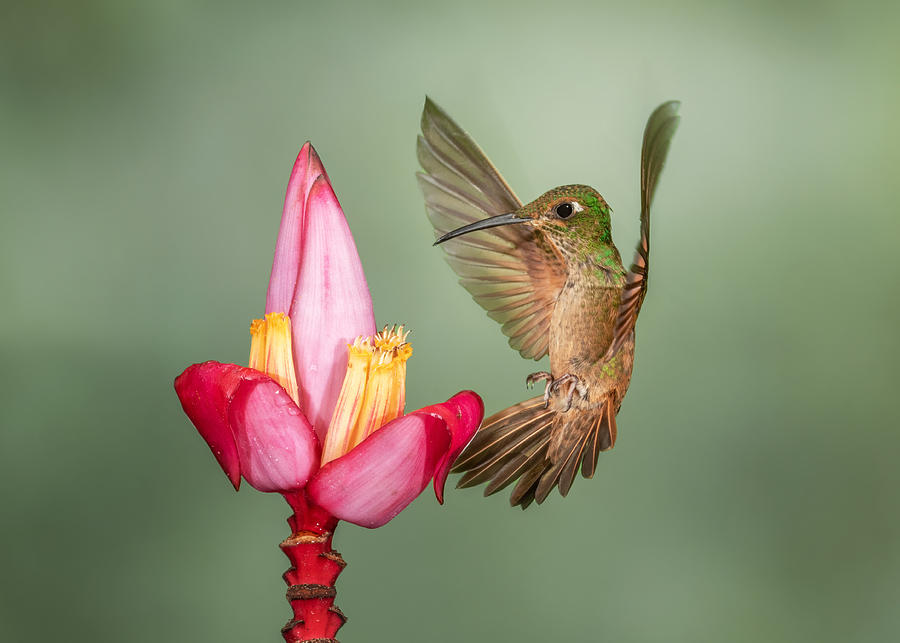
<box><xmin>417</xmin><ymin>98</ymin><xmax>680</xmax><ymax>508</ymax></box>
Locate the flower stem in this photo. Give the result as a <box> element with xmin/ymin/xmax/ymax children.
<box><xmin>280</xmin><ymin>490</ymin><xmax>346</xmax><ymax>642</ymax></box>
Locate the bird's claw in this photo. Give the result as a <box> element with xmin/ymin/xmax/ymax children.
<box><xmin>526</xmin><ymin>371</ymin><xmax>552</xmax><ymax>389</ymax></box>
<box><xmin>548</xmin><ymin>373</ymin><xmax>587</xmax><ymax>412</ymax></box>
<box><xmin>525</xmin><ymin>371</ymin><xmax>554</xmax><ymax>408</ymax></box>
<box><xmin>526</xmin><ymin>371</ymin><xmax>587</xmax><ymax>411</ymax></box>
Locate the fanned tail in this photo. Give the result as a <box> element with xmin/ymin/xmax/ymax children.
<box><xmin>535</xmin><ymin>402</ymin><xmax>617</xmax><ymax>504</ymax></box>
<box><xmin>452</xmin><ymin>397</ymin><xmax>553</xmax><ymax>509</ymax></box>
<box><xmin>452</xmin><ymin>398</ymin><xmax>616</xmax><ymax>508</ymax></box>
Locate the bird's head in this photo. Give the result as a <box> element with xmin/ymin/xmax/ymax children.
<box><xmin>435</xmin><ymin>184</ymin><xmax>616</xmax><ymax>265</ymax></box>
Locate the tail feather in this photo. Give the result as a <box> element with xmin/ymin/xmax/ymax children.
<box><xmin>484</xmin><ymin>454</ymin><xmax>530</xmax><ymax>496</ymax></box>
<box><xmin>534</xmin><ymin>460</ymin><xmax>562</xmax><ymax>504</ymax></box>
<box><xmin>510</xmin><ymin>459</ymin><xmax>545</xmax><ymax>508</ymax></box>
<box><xmin>535</xmin><ymin>433</ymin><xmax>583</xmax><ymax>503</ymax></box>
<box><xmin>484</xmin><ymin>432</ymin><xmax>552</xmax><ymax>496</ymax></box>
<box><xmin>457</xmin><ymin>460</ymin><xmax>507</xmax><ymax>489</ymax></box>
<box><xmin>455</xmin><ymin>410</ymin><xmax>552</xmax><ymax>488</ymax></box>
<box><xmin>452</xmin><ymin>396</ymin><xmax>617</xmax><ymax>508</ymax></box>
<box><xmin>581</xmin><ymin>415</ymin><xmax>602</xmax><ymax>480</ymax></box>
<box><xmin>451</xmin><ymin>397</ymin><xmax>550</xmax><ymax>472</ymax></box>
<box><xmin>580</xmin><ymin>403</ymin><xmax>616</xmax><ymax>479</ymax></box>
<box><xmin>458</xmin><ymin>449</ymin><xmax>527</xmax><ymax>488</ymax></box>
<box><xmin>558</xmin><ymin>437</ymin><xmax>588</xmax><ymax>497</ymax></box>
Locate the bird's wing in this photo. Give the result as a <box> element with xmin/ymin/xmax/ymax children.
<box><xmin>604</xmin><ymin>101</ymin><xmax>681</xmax><ymax>360</ymax></box>
<box><xmin>417</xmin><ymin>97</ymin><xmax>566</xmax><ymax>360</ymax></box>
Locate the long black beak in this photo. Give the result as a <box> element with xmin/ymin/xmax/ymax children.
<box><xmin>433</xmin><ymin>212</ymin><xmax>528</xmax><ymax>245</ymax></box>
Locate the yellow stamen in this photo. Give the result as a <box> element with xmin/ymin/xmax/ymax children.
<box><xmin>249</xmin><ymin>318</ymin><xmax>267</xmax><ymax>372</ymax></box>
<box><xmin>319</xmin><ymin>337</ymin><xmax>373</xmax><ymax>465</ymax></box>
<box><xmin>387</xmin><ymin>342</ymin><xmax>412</xmax><ymax>421</ymax></box>
<box><xmin>248</xmin><ymin>312</ymin><xmax>300</xmax><ymax>405</ymax></box>
<box><xmin>320</xmin><ymin>325</ymin><xmax>412</xmax><ymax>465</ymax></box>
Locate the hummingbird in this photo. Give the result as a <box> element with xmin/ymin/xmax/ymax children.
<box><xmin>417</xmin><ymin>98</ymin><xmax>680</xmax><ymax>508</ymax></box>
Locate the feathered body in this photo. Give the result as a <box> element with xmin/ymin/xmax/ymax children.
<box><xmin>417</xmin><ymin>99</ymin><xmax>680</xmax><ymax>507</ymax></box>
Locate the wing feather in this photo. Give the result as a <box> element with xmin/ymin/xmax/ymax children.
<box><xmin>604</xmin><ymin>101</ymin><xmax>681</xmax><ymax>360</ymax></box>
<box><xmin>418</xmin><ymin>97</ymin><xmax>566</xmax><ymax>360</ymax></box>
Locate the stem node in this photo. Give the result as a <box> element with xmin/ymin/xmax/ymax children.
<box><xmin>280</xmin><ymin>491</ymin><xmax>345</xmax><ymax>643</ymax></box>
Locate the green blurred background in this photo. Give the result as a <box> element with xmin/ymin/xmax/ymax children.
<box><xmin>2</xmin><ymin>1</ymin><xmax>898</xmax><ymax>641</ymax></box>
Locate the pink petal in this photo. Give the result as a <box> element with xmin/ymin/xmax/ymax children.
<box><xmin>174</xmin><ymin>361</ymin><xmax>248</xmax><ymax>490</ymax></box>
<box><xmin>418</xmin><ymin>391</ymin><xmax>485</xmax><ymax>504</ymax></box>
<box><xmin>307</xmin><ymin>413</ymin><xmax>450</xmax><ymax>528</ymax></box>
<box><xmin>290</xmin><ymin>174</ymin><xmax>375</xmax><ymax>439</ymax></box>
<box><xmin>264</xmin><ymin>142</ymin><xmax>328</xmax><ymax>315</ymax></box>
<box><xmin>227</xmin><ymin>375</ymin><xmax>320</xmax><ymax>492</ymax></box>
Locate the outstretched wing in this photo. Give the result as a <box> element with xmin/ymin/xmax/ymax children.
<box><xmin>417</xmin><ymin>97</ymin><xmax>566</xmax><ymax>360</ymax></box>
<box><xmin>605</xmin><ymin>101</ymin><xmax>681</xmax><ymax>360</ymax></box>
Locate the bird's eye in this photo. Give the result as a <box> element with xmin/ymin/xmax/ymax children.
<box><xmin>555</xmin><ymin>202</ymin><xmax>575</xmax><ymax>219</ymax></box>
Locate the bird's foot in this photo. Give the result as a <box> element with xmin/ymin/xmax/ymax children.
<box><xmin>526</xmin><ymin>371</ymin><xmax>587</xmax><ymax>410</ymax></box>
<box><xmin>548</xmin><ymin>373</ymin><xmax>588</xmax><ymax>412</ymax></box>
<box><xmin>526</xmin><ymin>371</ymin><xmax>553</xmax><ymax>389</ymax></box>
<box><xmin>525</xmin><ymin>371</ymin><xmax>554</xmax><ymax>407</ymax></box>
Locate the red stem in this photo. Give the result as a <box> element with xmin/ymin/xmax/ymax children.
<box><xmin>279</xmin><ymin>490</ymin><xmax>346</xmax><ymax>643</ymax></box>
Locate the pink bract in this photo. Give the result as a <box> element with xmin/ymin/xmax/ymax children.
<box><xmin>307</xmin><ymin>412</ymin><xmax>450</xmax><ymax>528</ymax></box>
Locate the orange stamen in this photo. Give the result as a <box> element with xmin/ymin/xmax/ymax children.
<box><xmin>320</xmin><ymin>325</ymin><xmax>412</xmax><ymax>465</ymax></box>
<box><xmin>248</xmin><ymin>312</ymin><xmax>300</xmax><ymax>405</ymax></box>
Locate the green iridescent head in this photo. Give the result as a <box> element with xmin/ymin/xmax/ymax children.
<box><xmin>512</xmin><ymin>184</ymin><xmax>619</xmax><ymax>266</ymax></box>
<box><xmin>518</xmin><ymin>184</ymin><xmax>610</xmax><ymax>236</ymax></box>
